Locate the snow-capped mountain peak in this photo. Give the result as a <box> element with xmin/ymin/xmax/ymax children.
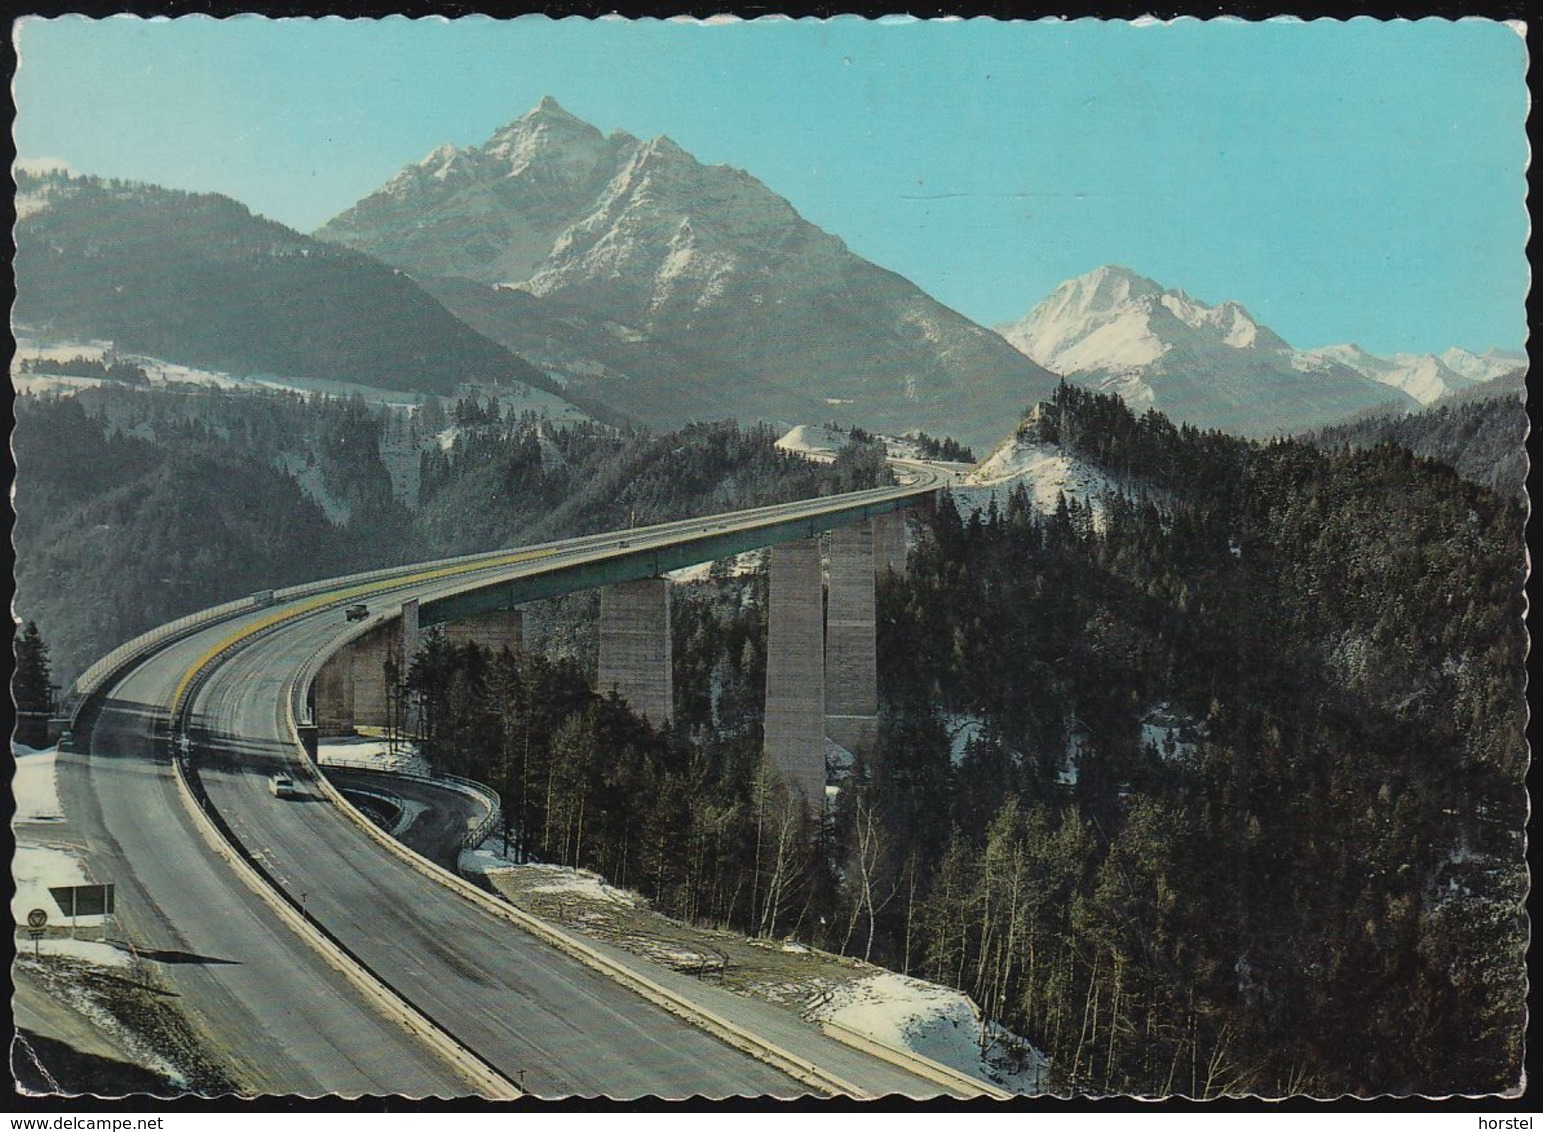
<box><xmin>481</xmin><ymin>98</ymin><xmax>622</xmax><ymax>185</ymax></box>
<box><xmin>998</xmin><ymin>266</ymin><xmax>1422</xmax><ymax>434</ymax></box>
<box><xmin>1002</xmin><ymin>265</ymin><xmax>1296</xmax><ymax>376</ymax></box>
<box><xmin>1000</xmin><ymin>265</ymin><xmax>1173</xmax><ymax>374</ymax></box>
<box><xmin>1056</xmin><ymin>264</ymin><xmax>1163</xmax><ymax>316</ymax></box>
<box><xmin>316</xmin><ymin>97</ymin><xmax>1058</xmax><ymax>452</ymax></box>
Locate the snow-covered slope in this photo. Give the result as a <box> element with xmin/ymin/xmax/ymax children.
<box><xmin>317</xmin><ymin>98</ymin><xmax>1058</xmax><ymax>454</ymax></box>
<box><xmin>954</xmin><ymin>429</ymin><xmax>1117</xmax><ymax>526</ymax></box>
<box><xmin>1302</xmin><ymin>343</ymin><xmax>1524</xmax><ymax>406</ymax></box>
<box><xmin>1439</xmin><ymin>346</ymin><xmax>1527</xmax><ymax>384</ymax></box>
<box><xmin>810</xmin><ymin>971</ymin><xmax>1047</xmax><ymax>1093</ymax></box>
<box><xmin>998</xmin><ymin>266</ymin><xmax>1419</xmax><ymax>435</ymax></box>
<box><xmin>774</xmin><ymin>424</ymin><xmax>852</xmax><ymax>463</ymax></box>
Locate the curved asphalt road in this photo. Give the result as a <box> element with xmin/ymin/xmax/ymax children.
<box><xmin>67</xmin><ymin>615</ymin><xmax>476</xmax><ymax>1097</ymax></box>
<box><xmin>67</xmin><ymin>469</ymin><xmax>950</xmax><ymax>1098</ymax></box>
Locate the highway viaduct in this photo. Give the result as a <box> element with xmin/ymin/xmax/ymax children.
<box><xmin>310</xmin><ymin>470</ymin><xmax>937</xmax><ymax>805</ymax></box>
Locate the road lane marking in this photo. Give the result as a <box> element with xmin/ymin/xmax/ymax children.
<box><xmin>169</xmin><ymin>546</ymin><xmax>559</xmax><ymax>721</ymax></box>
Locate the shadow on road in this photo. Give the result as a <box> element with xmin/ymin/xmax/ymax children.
<box><xmin>121</xmin><ymin>944</ymin><xmax>240</xmax><ymax>966</ymax></box>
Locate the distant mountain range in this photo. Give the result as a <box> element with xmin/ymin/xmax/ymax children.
<box><xmin>316</xmin><ymin>97</ymin><xmax>1058</xmax><ymax>453</ymax></box>
<box><xmin>997</xmin><ymin>265</ymin><xmax>1521</xmax><ymax>436</ymax></box>
<box><xmin>13</xmin><ymin>112</ymin><xmax>1523</xmax><ymax>453</ymax></box>
<box><xmin>1297</xmin><ymin>343</ymin><xmax>1525</xmax><ymax>406</ymax></box>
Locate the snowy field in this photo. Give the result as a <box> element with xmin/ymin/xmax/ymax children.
<box><xmin>317</xmin><ymin>737</ymin><xmax>430</xmax><ymax>777</ymax></box>
<box><xmin>956</xmin><ymin>433</ymin><xmax>1117</xmax><ymax>526</ymax></box>
<box><xmin>11</xmin><ymin>744</ymin><xmax>132</xmax><ymax>968</ymax></box>
<box><xmin>12</xmin><ymin>843</ymin><xmax>109</xmax><ymax>932</ymax></box>
<box><xmin>12</xmin><ymin>742</ymin><xmax>63</xmax><ymax>823</ymax></box>
<box><xmin>775</xmin><ymin>424</ymin><xmax>849</xmax><ymax>463</ymax></box>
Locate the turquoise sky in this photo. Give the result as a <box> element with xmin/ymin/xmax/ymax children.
<box><xmin>12</xmin><ymin>15</ymin><xmax>1529</xmax><ymax>356</ymax></box>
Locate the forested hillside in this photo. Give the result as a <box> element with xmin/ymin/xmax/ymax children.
<box><xmin>416</xmin><ymin>405</ymin><xmax>888</xmax><ymax>553</ymax></box>
<box><xmin>1306</xmin><ymin>372</ymin><xmax>1527</xmax><ymax>497</ymax></box>
<box><xmin>12</xmin><ymin>396</ymin><xmax>362</xmax><ymax>683</ymax></box>
<box><xmin>864</xmin><ymin>384</ymin><xmax>1526</xmax><ymax>1094</ymax></box>
<box><xmin>14</xmin><ymin>171</ymin><xmax>558</xmax><ymax>397</ymax></box>
<box><xmin>391</xmin><ymin>382</ymin><xmax>1525</xmax><ymax>1097</ymax></box>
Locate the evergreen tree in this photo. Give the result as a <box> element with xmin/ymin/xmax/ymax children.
<box><xmin>12</xmin><ymin>621</ymin><xmax>54</xmax><ymax>714</ymax></box>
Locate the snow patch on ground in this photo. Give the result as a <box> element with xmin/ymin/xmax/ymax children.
<box><xmin>1141</xmin><ymin>703</ymin><xmax>1204</xmax><ymax>764</ymax></box>
<box><xmin>956</xmin><ymin>434</ymin><xmax>1115</xmax><ymax>526</ymax></box>
<box><xmin>20</xmin><ymin>937</ymin><xmax>135</xmax><ymax>969</ymax></box>
<box><xmin>459</xmin><ymin>845</ymin><xmax>516</xmax><ymax>880</ymax></box>
<box><xmin>943</xmin><ymin>714</ymin><xmax>987</xmax><ymax>767</ymax></box>
<box><xmin>666</xmin><ymin>549</ymin><xmax>763</xmax><ymax>584</ymax></box>
<box><xmin>15</xmin><ymin>954</ymin><xmax>189</xmax><ymax>1087</ymax></box>
<box><xmin>317</xmin><ymin>737</ymin><xmax>430</xmax><ymax>777</ymax></box>
<box><xmin>12</xmin><ymin>844</ymin><xmax>108</xmax><ymax>929</ymax></box>
<box><xmin>775</xmin><ymin>424</ymin><xmax>850</xmax><ymax>463</ymax></box>
<box><xmin>12</xmin><ymin>744</ymin><xmax>63</xmax><ymax>823</ymax></box>
<box><xmin>391</xmin><ymin>798</ymin><xmax>430</xmax><ymax>837</ymax></box>
<box><xmin>523</xmin><ymin>863</ymin><xmax>641</xmax><ymax>907</ymax></box>
<box><xmin>1058</xmin><ymin>724</ymin><xmax>1087</xmax><ymax>787</ymax></box>
<box><xmin>456</xmin><ymin>838</ymin><xmax>641</xmax><ymax>910</ymax></box>
<box><xmin>809</xmin><ymin>970</ymin><xmax>1048</xmax><ymax>1094</ymax></box>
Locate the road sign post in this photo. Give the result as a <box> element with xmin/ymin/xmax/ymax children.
<box><xmin>25</xmin><ymin>908</ymin><xmax>47</xmax><ymax>960</ymax></box>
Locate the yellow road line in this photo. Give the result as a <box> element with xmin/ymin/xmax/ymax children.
<box><xmin>169</xmin><ymin>547</ymin><xmax>557</xmax><ymax>721</ymax></box>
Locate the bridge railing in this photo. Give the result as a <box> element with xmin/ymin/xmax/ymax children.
<box><xmin>438</xmin><ymin>772</ymin><xmax>504</xmax><ymax>849</ymax></box>
<box><xmin>58</xmin><ymin>593</ymin><xmax>261</xmax><ymax>725</ymax></box>
<box><xmin>58</xmin><ymin>543</ymin><xmax>538</xmax><ymax>727</ymax></box>
<box><xmin>60</xmin><ymin>470</ymin><xmax>941</xmax><ymax>730</ymax></box>
<box><xmin>322</xmin><ymin>764</ymin><xmax>502</xmax><ymax>850</ymax></box>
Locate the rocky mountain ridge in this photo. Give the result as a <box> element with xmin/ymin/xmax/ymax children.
<box><xmin>317</xmin><ymin>98</ymin><xmax>1060</xmax><ymax>453</ymax></box>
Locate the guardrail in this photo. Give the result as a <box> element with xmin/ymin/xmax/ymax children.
<box><xmin>59</xmin><ymin>536</ymin><xmax>575</xmax><ymax>726</ymax></box>
<box><xmin>324</xmin><ymin>764</ymin><xmax>502</xmax><ymax>850</ymax></box>
<box><xmin>59</xmin><ymin>594</ymin><xmax>259</xmax><ymax>724</ymax></box>
<box><xmin>439</xmin><ymin>773</ymin><xmax>503</xmax><ymax>849</ymax></box>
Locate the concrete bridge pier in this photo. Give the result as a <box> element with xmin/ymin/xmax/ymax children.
<box><xmin>825</xmin><ymin>522</ymin><xmax>878</xmax><ymax>760</ymax></box>
<box><xmin>315</xmin><ymin>605</ymin><xmax>525</xmax><ymax>738</ymax></box>
<box><xmin>348</xmin><ymin>621</ymin><xmax>400</xmax><ymax>731</ymax></box>
<box><xmin>873</xmin><ymin>511</ymin><xmax>909</xmax><ymax>577</ymax></box>
<box><xmin>763</xmin><ymin>538</ymin><xmax>827</xmax><ymax>807</ymax></box>
<box><xmin>597</xmin><ymin>578</ymin><xmax>673</xmax><ymax>726</ymax></box>
<box><xmin>313</xmin><ymin>645</ymin><xmax>357</xmax><ymax>736</ymax></box>
<box><xmin>442</xmin><ymin>609</ymin><xmax>524</xmax><ymax>656</ymax></box>
<box><xmin>314</xmin><ymin>617</ymin><xmax>403</xmax><ymax>736</ymax></box>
